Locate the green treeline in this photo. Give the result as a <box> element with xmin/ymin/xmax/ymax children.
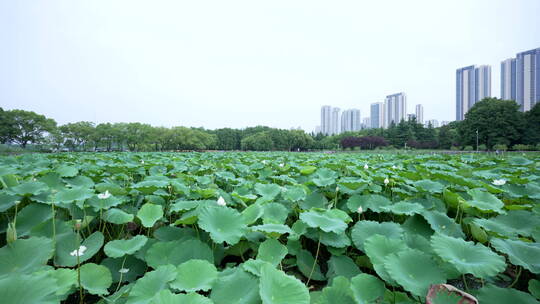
<box><xmin>1</xmin><ymin>98</ymin><xmax>539</xmax><ymax>152</ymax></box>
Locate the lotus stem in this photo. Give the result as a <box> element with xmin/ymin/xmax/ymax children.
<box><xmin>509</xmin><ymin>266</ymin><xmax>522</xmax><ymax>288</ymax></box>
<box><xmin>114</xmin><ymin>256</ymin><xmax>127</xmax><ymax>293</ymax></box>
<box><xmin>306</xmin><ymin>235</ymin><xmax>321</xmax><ymax>286</ymax></box>
<box><xmin>462</xmin><ymin>274</ymin><xmax>469</xmax><ymax>291</ymax></box>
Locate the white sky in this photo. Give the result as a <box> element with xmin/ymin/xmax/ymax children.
<box><xmin>1</xmin><ymin>0</ymin><xmax>539</xmax><ymax>131</ymax></box>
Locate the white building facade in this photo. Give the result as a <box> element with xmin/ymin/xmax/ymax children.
<box><xmin>415</xmin><ymin>104</ymin><xmax>424</xmax><ymax>124</ymax></box>
<box><xmin>383</xmin><ymin>93</ymin><xmax>407</xmax><ymax>128</ymax></box>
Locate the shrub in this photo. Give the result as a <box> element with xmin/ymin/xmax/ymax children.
<box><xmin>450</xmin><ymin>146</ymin><xmax>460</xmax><ymax>151</ymax></box>
<box><xmin>478</xmin><ymin>144</ymin><xmax>487</xmax><ymax>151</ymax></box>
<box><xmin>463</xmin><ymin>146</ymin><xmax>474</xmax><ymax>151</ymax></box>
<box><xmin>512</xmin><ymin>144</ymin><xmax>530</xmax><ymax>151</ymax></box>
<box><xmin>493</xmin><ymin>144</ymin><xmax>508</xmax><ymax>151</ymax></box>
<box><xmin>536</xmin><ymin>143</ymin><xmax>540</xmax><ymax>151</ymax></box>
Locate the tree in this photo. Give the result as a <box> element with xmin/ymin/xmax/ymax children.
<box><xmin>59</xmin><ymin>121</ymin><xmax>95</xmax><ymax>151</ymax></box>
<box><xmin>8</xmin><ymin>110</ymin><xmax>57</xmax><ymax>148</ymax></box>
<box><xmin>0</xmin><ymin>107</ymin><xmax>17</xmax><ymax>144</ymax></box>
<box><xmin>458</xmin><ymin>98</ymin><xmax>526</xmax><ymax>148</ymax></box>
<box><xmin>241</xmin><ymin>131</ymin><xmax>274</xmax><ymax>151</ymax></box>
<box><xmin>523</xmin><ymin>102</ymin><xmax>540</xmax><ymax>145</ymax></box>
<box><xmin>438</xmin><ymin>122</ymin><xmax>460</xmax><ymax>149</ymax></box>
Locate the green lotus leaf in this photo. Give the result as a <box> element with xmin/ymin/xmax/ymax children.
<box><xmin>87</xmin><ymin>195</ymin><xmax>123</xmax><ymax>211</ymax></box>
<box><xmin>262</xmin><ymin>203</ymin><xmax>289</xmax><ymax>224</ymax></box>
<box><xmin>151</xmin><ymin>290</ymin><xmax>213</xmax><ymax>304</ymax></box>
<box><xmin>169</xmin><ymin>200</ymin><xmax>200</xmax><ymax>213</ymax></box>
<box><xmin>54</xmin><ymin>186</ymin><xmax>94</xmax><ymax>204</ymax></box>
<box><xmin>198</xmin><ymin>206</ymin><xmax>247</xmax><ymax>245</ymax></box>
<box><xmin>14</xmin><ymin>203</ymin><xmax>52</xmax><ymax>237</ymax></box>
<box><xmin>421</xmin><ymin>211</ymin><xmax>465</xmax><ymax>238</ymax></box>
<box><xmin>473</xmin><ymin>210</ymin><xmax>540</xmax><ymax>238</ymax></box>
<box><xmin>11</xmin><ymin>181</ymin><xmax>48</xmax><ymax>196</ymax></box>
<box><xmin>300</xmin><ymin>209</ymin><xmax>347</xmax><ymax>233</ymax></box>
<box><xmin>384</xmin><ymin>249</ymin><xmax>446</xmax><ymax>297</ymax></box>
<box><xmin>476</xmin><ymin>285</ymin><xmax>540</xmax><ymax>304</ymax></box>
<box><xmin>154</xmin><ymin>226</ymin><xmax>196</xmax><ymax>242</ymax></box>
<box><xmin>0</xmin><ymin>272</ymin><xmax>58</xmax><ymax>304</ymax></box>
<box><xmin>320</xmin><ymin>230</ymin><xmax>351</xmax><ymax>248</ymax></box>
<box><xmin>254</xmin><ymin>183</ymin><xmax>281</xmax><ymax>199</ymax></box>
<box><xmin>137</xmin><ymin>203</ymin><xmax>164</xmax><ymax>228</ymax></box>
<box><xmin>431</xmin><ymin>233</ymin><xmax>505</xmax><ymax>278</ymax></box>
<box><xmin>529</xmin><ymin>279</ymin><xmax>540</xmax><ymax>301</ymax></box>
<box><xmin>44</xmin><ymin>268</ymin><xmax>78</xmax><ymax>298</ymax></box>
<box><xmin>296</xmin><ymin>249</ymin><xmax>325</xmax><ymax>281</ymax></box>
<box><xmin>351</xmin><ymin>220</ymin><xmax>404</xmax><ymax>251</ymax></box>
<box><xmin>105</xmin><ymin>235</ymin><xmax>148</xmax><ymax>258</ymax></box>
<box><xmin>364</xmin><ymin>235</ymin><xmax>409</xmax><ymax>284</ymax></box>
<box><xmin>300</xmin><ymin>166</ymin><xmax>317</xmax><ymax>175</ymax></box>
<box><xmin>127</xmin><ymin>265</ymin><xmax>177</xmax><ymax>304</ymax></box>
<box><xmin>242</xmin><ymin>259</ymin><xmax>268</xmax><ymax>277</ymax></box>
<box><xmin>250</xmin><ymin>224</ymin><xmax>293</xmax><ymax>236</ymax></box>
<box><xmin>414</xmin><ymin>180</ymin><xmax>445</xmax><ymax>193</ymax></box>
<box><xmin>210</xmin><ymin>267</ymin><xmax>260</xmax><ymax>304</ymax></box>
<box><xmin>103</xmin><ymin>208</ymin><xmax>134</xmax><ymax>224</ymax></box>
<box><xmin>312</xmin><ymin>168</ymin><xmax>338</xmax><ymax>187</ymax></box>
<box><xmin>170</xmin><ymin>259</ymin><xmax>218</xmax><ymax>292</ymax></box>
<box><xmin>0</xmin><ymin>237</ymin><xmax>54</xmax><ymax>275</ymax></box>
<box><xmin>259</xmin><ymin>263</ymin><xmax>310</xmax><ymax>304</ymax></box>
<box><xmin>350</xmin><ymin>273</ymin><xmax>386</xmax><ymax>304</ymax></box>
<box><xmin>79</xmin><ymin>263</ymin><xmax>113</xmax><ymax>295</ymax></box>
<box><xmin>491</xmin><ymin>238</ymin><xmax>540</xmax><ymax>273</ymax></box>
<box><xmin>241</xmin><ymin>203</ymin><xmax>263</xmax><ymax>225</ymax></box>
<box><xmin>465</xmin><ymin>188</ymin><xmax>505</xmax><ymax>213</ymax></box>
<box><xmin>282</xmin><ymin>186</ymin><xmax>306</xmax><ymax>202</ymax></box>
<box><xmin>145</xmin><ymin>239</ymin><xmax>213</xmax><ymax>268</ymax></box>
<box><xmin>56</xmin><ymin>165</ymin><xmax>79</xmax><ymax>177</ymax></box>
<box><xmin>347</xmin><ymin>194</ymin><xmax>392</xmax><ymax>213</ymax></box>
<box><xmin>299</xmin><ymin>191</ymin><xmax>327</xmax><ymax>210</ymax></box>
<box><xmin>55</xmin><ymin>231</ymin><xmax>104</xmax><ymax>267</ymax></box>
<box><xmin>326</xmin><ymin>255</ymin><xmax>361</xmax><ymax>282</ymax></box>
<box><xmin>508</xmin><ymin>156</ymin><xmax>533</xmax><ymax>166</ymax></box>
<box><xmin>101</xmin><ymin>255</ymin><xmax>146</xmax><ymax>283</ymax></box>
<box><xmin>257</xmin><ymin>238</ymin><xmax>288</xmax><ymax>266</ymax></box>
<box><xmin>381</xmin><ymin>201</ymin><xmax>425</xmax><ymax>215</ymax></box>
<box><xmin>315</xmin><ymin>276</ymin><xmax>356</xmax><ymax>304</ymax></box>
<box><xmin>0</xmin><ymin>191</ymin><xmax>19</xmax><ymax>212</ymax></box>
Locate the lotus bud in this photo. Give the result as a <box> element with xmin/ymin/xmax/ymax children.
<box><xmin>384</xmin><ymin>178</ymin><xmax>389</xmax><ymax>185</ymax></box>
<box><xmin>216</xmin><ymin>196</ymin><xmax>226</xmax><ymax>206</ymax></box>
<box><xmin>6</xmin><ymin>222</ymin><xmax>17</xmax><ymax>244</ymax></box>
<box><xmin>364</xmin><ymin>164</ymin><xmax>369</xmax><ymax>169</ymax></box>
<box><xmin>357</xmin><ymin>206</ymin><xmax>363</xmax><ymax>214</ymax></box>
<box><xmin>74</xmin><ymin>219</ymin><xmax>82</xmax><ymax>230</ymax></box>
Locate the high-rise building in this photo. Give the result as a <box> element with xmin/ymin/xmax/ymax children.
<box><xmin>501</xmin><ymin>58</ymin><xmax>517</xmax><ymax>101</ymax></box>
<box><xmin>331</xmin><ymin>107</ymin><xmax>341</xmax><ymax>135</ymax></box>
<box><xmin>415</xmin><ymin>104</ymin><xmax>424</xmax><ymax>124</ymax></box>
<box><xmin>370</xmin><ymin>102</ymin><xmax>384</xmax><ymax>129</ymax></box>
<box><xmin>320</xmin><ymin>106</ymin><xmax>332</xmax><ymax>135</ymax></box>
<box><xmin>456</xmin><ymin>65</ymin><xmax>491</xmax><ymax>121</ymax></box>
<box><xmin>362</xmin><ymin>117</ymin><xmax>371</xmax><ymax>129</ymax></box>
<box><xmin>425</xmin><ymin>119</ymin><xmax>439</xmax><ymax>128</ymax></box>
<box><xmin>440</xmin><ymin>120</ymin><xmax>451</xmax><ymax>126</ymax></box>
<box><xmin>341</xmin><ymin>109</ymin><xmax>361</xmax><ymax>133</ymax></box>
<box><xmin>384</xmin><ymin>93</ymin><xmax>407</xmax><ymax>128</ymax></box>
<box><xmin>516</xmin><ymin>47</ymin><xmax>540</xmax><ymax>111</ymax></box>
<box><xmin>407</xmin><ymin>114</ymin><xmax>416</xmax><ymax>121</ymax></box>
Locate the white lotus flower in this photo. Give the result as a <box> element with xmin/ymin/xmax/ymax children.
<box><xmin>279</xmin><ymin>163</ymin><xmax>284</xmax><ymax>167</ymax></box>
<box><xmin>70</xmin><ymin>245</ymin><xmax>87</xmax><ymax>257</ymax></box>
<box><xmin>357</xmin><ymin>206</ymin><xmax>363</xmax><ymax>214</ymax></box>
<box><xmin>336</xmin><ymin>186</ymin><xmax>340</xmax><ymax>192</ymax></box>
<box><xmin>118</xmin><ymin>268</ymin><xmax>130</xmax><ymax>274</ymax></box>
<box><xmin>392</xmin><ymin>165</ymin><xmax>397</xmax><ymax>169</ymax></box>
<box><xmin>98</xmin><ymin>190</ymin><xmax>111</xmax><ymax>200</ymax></box>
<box><xmin>262</xmin><ymin>160</ymin><xmax>267</xmax><ymax>164</ymax></box>
<box><xmin>384</xmin><ymin>178</ymin><xmax>389</xmax><ymax>185</ymax></box>
<box><xmin>141</xmin><ymin>160</ymin><xmax>145</xmax><ymax>164</ymax></box>
<box><xmin>492</xmin><ymin>179</ymin><xmax>506</xmax><ymax>186</ymax></box>
<box><xmin>216</xmin><ymin>196</ymin><xmax>226</xmax><ymax>206</ymax></box>
<box><xmin>364</xmin><ymin>164</ymin><xmax>369</xmax><ymax>169</ymax></box>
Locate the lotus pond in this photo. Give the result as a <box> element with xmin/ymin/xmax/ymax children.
<box><xmin>0</xmin><ymin>152</ymin><xmax>540</xmax><ymax>304</ymax></box>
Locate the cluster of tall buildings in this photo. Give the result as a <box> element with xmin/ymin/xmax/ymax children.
<box><xmin>318</xmin><ymin>93</ymin><xmax>429</xmax><ymax>135</ymax></box>
<box><xmin>456</xmin><ymin>47</ymin><xmax>540</xmax><ymax>120</ymax></box>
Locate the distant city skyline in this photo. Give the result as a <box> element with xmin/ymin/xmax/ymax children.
<box><xmin>456</xmin><ymin>65</ymin><xmax>491</xmax><ymax>121</ymax></box>
<box><xmin>1</xmin><ymin>1</ymin><xmax>539</xmax><ymax>131</ymax></box>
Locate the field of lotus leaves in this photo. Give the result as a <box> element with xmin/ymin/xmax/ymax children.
<box><xmin>1</xmin><ymin>152</ymin><xmax>540</xmax><ymax>304</ymax></box>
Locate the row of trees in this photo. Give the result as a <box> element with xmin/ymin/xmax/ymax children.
<box><xmin>1</xmin><ymin>98</ymin><xmax>539</xmax><ymax>152</ymax></box>
<box><xmin>0</xmin><ymin>108</ymin><xmax>314</xmax><ymax>151</ymax></box>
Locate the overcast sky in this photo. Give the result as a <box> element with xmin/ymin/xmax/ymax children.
<box><xmin>1</xmin><ymin>1</ymin><xmax>539</xmax><ymax>131</ymax></box>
